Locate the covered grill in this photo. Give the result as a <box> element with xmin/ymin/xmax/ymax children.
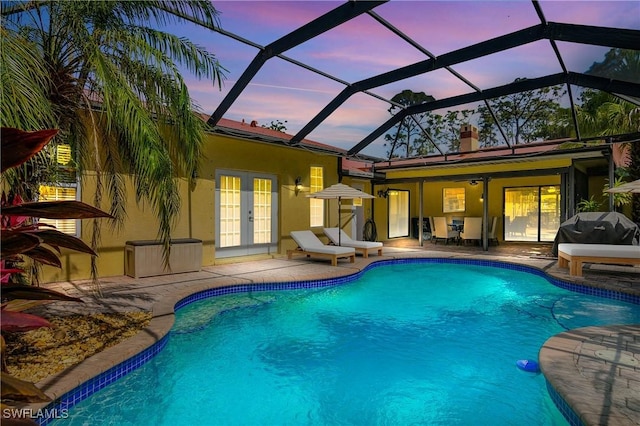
<box><xmin>552</xmin><ymin>212</ymin><xmax>639</xmax><ymax>256</ymax></box>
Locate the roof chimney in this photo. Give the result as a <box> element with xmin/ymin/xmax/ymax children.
<box><xmin>460</xmin><ymin>124</ymin><xmax>478</xmax><ymax>152</ymax></box>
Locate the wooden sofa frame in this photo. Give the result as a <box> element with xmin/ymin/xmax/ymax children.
<box><xmin>557</xmin><ymin>244</ymin><xmax>640</xmax><ymax>277</ymax></box>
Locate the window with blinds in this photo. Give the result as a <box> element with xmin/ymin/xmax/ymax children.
<box><xmin>38</xmin><ymin>184</ymin><xmax>79</xmax><ymax>235</ymax></box>
<box><xmin>309</xmin><ymin>166</ymin><xmax>324</xmax><ymax>227</ymax></box>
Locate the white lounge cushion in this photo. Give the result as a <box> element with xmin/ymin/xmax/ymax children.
<box><xmin>290</xmin><ymin>231</ymin><xmax>355</xmax><ymax>255</ymax></box>
<box><xmin>323</xmin><ymin>228</ymin><xmax>383</xmax><ymax>249</ymax></box>
<box><xmin>558</xmin><ymin>243</ymin><xmax>640</xmax><ymax>259</ymax></box>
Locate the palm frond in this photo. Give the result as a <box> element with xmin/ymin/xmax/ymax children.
<box><xmin>0</xmin><ymin>28</ymin><xmax>55</xmax><ymax>129</ymax></box>
<box><xmin>3</xmin><ymin>0</ymin><xmax>226</xmax><ymax>267</ymax></box>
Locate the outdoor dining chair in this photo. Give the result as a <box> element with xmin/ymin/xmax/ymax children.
<box><xmin>459</xmin><ymin>217</ymin><xmax>482</xmax><ymax>245</ymax></box>
<box><xmin>433</xmin><ymin>216</ymin><xmax>459</xmax><ymax>245</ymax></box>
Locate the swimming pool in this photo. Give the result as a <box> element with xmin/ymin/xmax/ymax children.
<box><xmin>49</xmin><ymin>260</ymin><xmax>640</xmax><ymax>425</ymax></box>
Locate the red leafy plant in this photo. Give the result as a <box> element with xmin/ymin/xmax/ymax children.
<box><xmin>1</xmin><ymin>127</ymin><xmax>112</xmax><ymax>409</ymax></box>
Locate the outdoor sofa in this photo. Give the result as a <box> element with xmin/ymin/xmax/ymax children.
<box><xmin>557</xmin><ymin>243</ymin><xmax>640</xmax><ymax>277</ymax></box>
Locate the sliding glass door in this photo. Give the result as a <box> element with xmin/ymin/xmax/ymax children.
<box><xmin>388</xmin><ymin>189</ymin><xmax>410</xmax><ymax>238</ymax></box>
<box><xmin>504</xmin><ymin>185</ymin><xmax>560</xmax><ymax>242</ymax></box>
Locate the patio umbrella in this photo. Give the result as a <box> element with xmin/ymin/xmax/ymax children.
<box><xmin>307</xmin><ymin>183</ymin><xmax>374</xmax><ymax>245</ymax></box>
<box><xmin>604</xmin><ymin>179</ymin><xmax>640</xmax><ymax>194</ymax></box>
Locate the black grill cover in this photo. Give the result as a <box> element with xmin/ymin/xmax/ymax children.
<box><xmin>552</xmin><ymin>212</ymin><xmax>639</xmax><ymax>255</ymax></box>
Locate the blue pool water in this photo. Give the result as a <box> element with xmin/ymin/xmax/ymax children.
<box><xmin>53</xmin><ymin>262</ymin><xmax>640</xmax><ymax>425</ymax></box>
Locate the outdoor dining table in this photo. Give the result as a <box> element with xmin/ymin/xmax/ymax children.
<box><xmin>448</xmin><ymin>222</ymin><xmax>463</xmax><ymax>244</ymax></box>
<box><xmin>448</xmin><ymin>222</ymin><xmax>464</xmax><ymax>232</ymax></box>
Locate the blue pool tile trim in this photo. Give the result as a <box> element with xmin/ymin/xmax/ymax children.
<box><xmin>546</xmin><ymin>380</ymin><xmax>583</xmax><ymax>426</ymax></box>
<box><xmin>36</xmin><ymin>334</ymin><xmax>169</xmax><ymax>426</ymax></box>
<box><xmin>174</xmin><ymin>258</ymin><xmax>638</xmax><ymax>310</ymax></box>
<box><xmin>37</xmin><ymin>258</ymin><xmax>638</xmax><ymax>424</ymax></box>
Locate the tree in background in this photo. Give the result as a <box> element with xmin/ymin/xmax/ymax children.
<box><xmin>384</xmin><ymin>90</ymin><xmax>435</xmax><ymax>159</ymax></box>
<box><xmin>262</xmin><ymin>120</ymin><xmax>288</xmax><ymax>132</ymax></box>
<box><xmin>582</xmin><ymin>49</ymin><xmax>640</xmax><ymax>221</ymax></box>
<box><xmin>586</xmin><ymin>48</ymin><xmax>640</xmax><ymax>83</ymax></box>
<box><xmin>1</xmin><ymin>1</ymin><xmax>226</xmax><ymax>277</ymax></box>
<box><xmin>385</xmin><ymin>84</ymin><xmax>565</xmax><ymax>156</ymax></box>
<box><xmin>442</xmin><ymin>110</ymin><xmax>473</xmax><ymax>152</ymax></box>
<box><xmin>417</xmin><ymin>109</ymin><xmax>474</xmax><ymax>153</ymax></box>
<box><xmin>476</xmin><ymin>80</ymin><xmax>566</xmax><ymax>147</ymax></box>
<box><xmin>576</xmin><ymin>89</ymin><xmax>639</xmax><ymax>138</ymax></box>
<box><xmin>630</xmin><ymin>142</ymin><xmax>640</xmax><ymax>221</ymax></box>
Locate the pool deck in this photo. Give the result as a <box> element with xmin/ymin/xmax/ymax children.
<box><xmin>20</xmin><ymin>241</ymin><xmax>640</xmax><ymax>425</ymax></box>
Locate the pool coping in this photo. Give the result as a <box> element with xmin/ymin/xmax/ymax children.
<box><xmin>541</xmin><ymin>324</ymin><xmax>640</xmax><ymax>426</ymax></box>
<box><xmin>13</xmin><ymin>255</ymin><xmax>640</xmax><ymax>425</ymax></box>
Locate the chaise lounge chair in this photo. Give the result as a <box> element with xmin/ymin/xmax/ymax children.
<box><xmin>288</xmin><ymin>230</ymin><xmax>356</xmax><ymax>266</ymax></box>
<box><xmin>323</xmin><ymin>227</ymin><xmax>383</xmax><ymax>258</ymax></box>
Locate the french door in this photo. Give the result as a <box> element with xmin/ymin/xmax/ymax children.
<box><xmin>215</xmin><ymin>170</ymin><xmax>278</xmax><ymax>258</ymax></box>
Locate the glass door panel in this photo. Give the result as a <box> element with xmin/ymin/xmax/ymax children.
<box><xmin>219</xmin><ymin>175</ymin><xmax>241</xmax><ymax>248</ymax></box>
<box><xmin>540</xmin><ymin>185</ymin><xmax>561</xmax><ymax>242</ymax></box>
<box><xmin>253</xmin><ymin>178</ymin><xmax>272</xmax><ymax>244</ymax></box>
<box><xmin>504</xmin><ymin>185</ymin><xmax>560</xmax><ymax>242</ymax></box>
<box><xmin>388</xmin><ymin>189</ymin><xmax>409</xmax><ymax>238</ymax></box>
<box><xmin>505</xmin><ymin>187</ymin><xmax>538</xmax><ymax>242</ymax></box>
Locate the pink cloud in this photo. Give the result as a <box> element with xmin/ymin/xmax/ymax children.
<box><xmin>215</xmin><ymin>1</ymin><xmax>341</xmax><ymax>43</ymax></box>
<box><xmin>540</xmin><ymin>1</ymin><xmax>640</xmax><ymax>29</ymax></box>
<box><xmin>375</xmin><ymin>1</ymin><xmax>539</xmax><ymax>54</ymax></box>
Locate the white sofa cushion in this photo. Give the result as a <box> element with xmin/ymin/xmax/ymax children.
<box><xmin>558</xmin><ymin>243</ymin><xmax>640</xmax><ymax>259</ymax></box>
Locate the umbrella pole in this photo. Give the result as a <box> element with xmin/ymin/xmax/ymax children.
<box><xmin>338</xmin><ymin>197</ymin><xmax>342</xmax><ymax>246</ymax></box>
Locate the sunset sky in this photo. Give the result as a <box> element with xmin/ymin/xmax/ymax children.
<box><xmin>166</xmin><ymin>1</ymin><xmax>640</xmax><ymax>158</ymax></box>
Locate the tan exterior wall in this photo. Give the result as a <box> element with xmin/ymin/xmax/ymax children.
<box><xmin>36</xmin><ymin>138</ymin><xmax>611</xmax><ymax>283</ymax></box>
<box><xmin>202</xmin><ymin>134</ymin><xmax>353</xmax><ymax>255</ymax></box>
<box><xmin>41</xmin><ymin>133</ymin><xmax>345</xmax><ymax>282</ymax></box>
<box><xmin>372</xmin><ymin>158</ymin><xmax>568</xmax><ymax>242</ymax></box>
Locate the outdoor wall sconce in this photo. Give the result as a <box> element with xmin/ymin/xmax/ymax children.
<box><xmin>377</xmin><ymin>188</ymin><xmax>389</xmax><ymax>198</ymax></box>
<box><xmin>294</xmin><ymin>176</ymin><xmax>303</xmax><ymax>195</ymax></box>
